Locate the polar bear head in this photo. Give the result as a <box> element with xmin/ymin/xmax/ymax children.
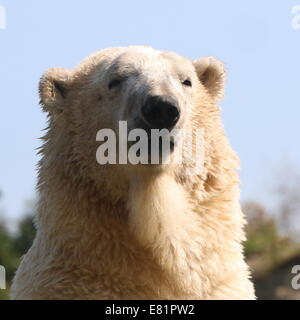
<box><xmin>39</xmin><ymin>46</ymin><xmax>228</xmax><ymax>195</ymax></box>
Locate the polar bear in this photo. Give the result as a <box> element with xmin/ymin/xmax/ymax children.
<box><xmin>11</xmin><ymin>46</ymin><xmax>255</xmax><ymax>300</ymax></box>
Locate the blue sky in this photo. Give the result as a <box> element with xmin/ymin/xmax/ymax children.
<box><xmin>0</xmin><ymin>0</ymin><xmax>299</xmax><ymax>224</ymax></box>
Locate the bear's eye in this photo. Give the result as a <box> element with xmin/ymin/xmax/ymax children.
<box><xmin>108</xmin><ymin>78</ymin><xmax>122</xmax><ymax>90</ymax></box>
<box><xmin>182</xmin><ymin>79</ymin><xmax>192</xmax><ymax>87</ymax></box>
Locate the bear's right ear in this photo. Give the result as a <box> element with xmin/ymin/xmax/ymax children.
<box><xmin>39</xmin><ymin>68</ymin><xmax>72</xmax><ymax>115</ymax></box>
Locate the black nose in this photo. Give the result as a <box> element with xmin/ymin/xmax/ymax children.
<box><xmin>141</xmin><ymin>95</ymin><xmax>180</xmax><ymax>130</ymax></box>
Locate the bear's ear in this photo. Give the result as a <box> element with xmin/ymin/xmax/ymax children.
<box><xmin>193</xmin><ymin>57</ymin><xmax>226</xmax><ymax>101</ymax></box>
<box><xmin>39</xmin><ymin>68</ymin><xmax>73</xmax><ymax>115</ymax></box>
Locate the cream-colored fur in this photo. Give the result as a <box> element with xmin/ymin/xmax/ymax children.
<box><xmin>11</xmin><ymin>46</ymin><xmax>255</xmax><ymax>300</ymax></box>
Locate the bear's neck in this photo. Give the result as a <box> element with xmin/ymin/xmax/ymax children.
<box><xmin>36</xmin><ymin>124</ymin><xmax>245</xmax><ymax>298</ymax></box>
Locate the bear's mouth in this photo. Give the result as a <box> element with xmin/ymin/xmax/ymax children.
<box><xmin>119</xmin><ymin>117</ymin><xmax>174</xmax><ymax>164</ymax></box>
<box><xmin>143</xmin><ymin>136</ymin><xmax>175</xmax><ymax>153</ymax></box>
<box><xmin>127</xmin><ymin>135</ymin><xmax>176</xmax><ymax>165</ymax></box>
